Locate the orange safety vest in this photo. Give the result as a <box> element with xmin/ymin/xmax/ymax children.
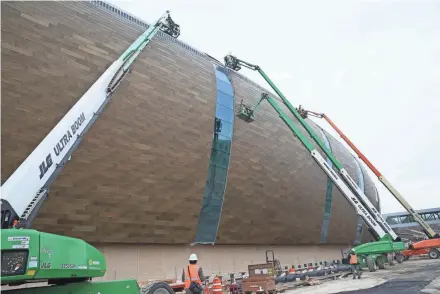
<box><xmin>288</xmin><ymin>268</ymin><xmax>296</xmax><ymax>273</ymax></box>
<box><xmin>349</xmin><ymin>254</ymin><xmax>358</xmax><ymax>265</ymax></box>
<box><xmin>184</xmin><ymin>264</ymin><xmax>202</xmax><ymax>289</ymax></box>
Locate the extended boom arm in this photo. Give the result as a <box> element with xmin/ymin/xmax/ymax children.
<box><xmin>238</xmin><ymin>94</ymin><xmax>388</xmax><ymax>240</ymax></box>
<box><xmin>0</xmin><ymin>11</ymin><xmax>180</xmax><ymax>229</ymax></box>
<box><xmin>225</xmin><ymin>54</ymin><xmax>400</xmax><ymax>241</ymax></box>
<box><xmin>297</xmin><ymin>106</ymin><xmax>439</xmax><ymax>239</ymax></box>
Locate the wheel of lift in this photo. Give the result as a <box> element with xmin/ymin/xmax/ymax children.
<box><xmin>395</xmin><ymin>253</ymin><xmax>405</xmax><ymax>263</ymax></box>
<box><xmin>376</xmin><ymin>255</ymin><xmax>385</xmax><ymax>270</ymax></box>
<box><xmin>388</xmin><ymin>253</ymin><xmax>396</xmax><ymax>266</ymax></box>
<box><xmin>428</xmin><ymin>248</ymin><xmax>440</xmax><ymax>259</ymax></box>
<box><xmin>140</xmin><ymin>281</ymin><xmax>174</xmax><ymax>294</ymax></box>
<box><xmin>365</xmin><ymin>255</ymin><xmax>377</xmax><ymax>272</ymax></box>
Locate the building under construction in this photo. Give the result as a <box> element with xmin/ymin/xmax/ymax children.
<box><xmin>1</xmin><ymin>1</ymin><xmax>382</xmax><ymax>282</ymax></box>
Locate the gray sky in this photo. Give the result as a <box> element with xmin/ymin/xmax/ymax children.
<box><xmin>108</xmin><ymin>0</ymin><xmax>440</xmax><ymax>213</ymax></box>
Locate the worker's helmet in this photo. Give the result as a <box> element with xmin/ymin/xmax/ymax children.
<box><xmin>189</xmin><ymin>253</ymin><xmax>198</xmax><ymax>261</ymax></box>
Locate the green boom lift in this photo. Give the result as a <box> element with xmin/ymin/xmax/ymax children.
<box><xmin>1</xmin><ymin>11</ymin><xmax>179</xmax><ymax>293</ymax></box>
<box><xmin>223</xmin><ymin>55</ymin><xmax>406</xmax><ymax>271</ymax></box>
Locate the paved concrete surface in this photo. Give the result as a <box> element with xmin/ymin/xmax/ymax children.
<box><xmin>286</xmin><ymin>258</ymin><xmax>440</xmax><ymax>294</ymax></box>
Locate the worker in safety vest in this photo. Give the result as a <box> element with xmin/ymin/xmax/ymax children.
<box><xmin>182</xmin><ymin>254</ymin><xmax>205</xmax><ymax>294</ymax></box>
<box><xmin>288</xmin><ymin>266</ymin><xmax>296</xmax><ymax>273</ymax></box>
<box><xmin>348</xmin><ymin>249</ymin><xmax>361</xmax><ymax>279</ymax></box>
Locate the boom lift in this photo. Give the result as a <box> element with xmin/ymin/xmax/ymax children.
<box><xmin>1</xmin><ymin>11</ymin><xmax>179</xmax><ymax>293</ymax></box>
<box><xmin>223</xmin><ymin>55</ymin><xmax>405</xmax><ymax>271</ymax></box>
<box><xmin>296</xmin><ymin>107</ymin><xmax>440</xmax><ymax>260</ymax></box>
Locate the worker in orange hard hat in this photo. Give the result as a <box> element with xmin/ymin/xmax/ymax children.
<box><xmin>348</xmin><ymin>249</ymin><xmax>361</xmax><ymax>279</ymax></box>
<box><xmin>182</xmin><ymin>254</ymin><xmax>205</xmax><ymax>294</ymax></box>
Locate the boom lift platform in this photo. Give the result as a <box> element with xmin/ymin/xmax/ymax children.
<box><xmin>1</xmin><ymin>11</ymin><xmax>179</xmax><ymax>294</ymax></box>
<box><xmin>296</xmin><ymin>107</ymin><xmax>440</xmax><ymax>260</ymax></box>
<box><xmin>223</xmin><ymin>55</ymin><xmax>405</xmax><ymax>271</ymax></box>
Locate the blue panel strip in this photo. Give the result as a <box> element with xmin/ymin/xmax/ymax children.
<box><xmin>194</xmin><ymin>66</ymin><xmax>234</xmax><ymax>244</ymax></box>
<box><xmin>353</xmin><ymin>157</ymin><xmax>365</xmax><ymax>243</ymax></box>
<box><xmin>318</xmin><ymin>128</ymin><xmax>333</xmax><ymax>244</ymax></box>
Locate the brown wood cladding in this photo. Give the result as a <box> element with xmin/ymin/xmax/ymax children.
<box><xmin>1</xmin><ymin>1</ymin><xmax>216</xmax><ymax>244</ymax></box>
<box><xmin>1</xmin><ymin>1</ymin><xmax>379</xmax><ymax>245</ymax></box>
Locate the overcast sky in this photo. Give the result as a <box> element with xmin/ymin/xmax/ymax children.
<box><xmin>108</xmin><ymin>0</ymin><xmax>440</xmax><ymax>213</ymax></box>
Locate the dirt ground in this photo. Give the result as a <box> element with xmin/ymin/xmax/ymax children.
<box><xmin>285</xmin><ymin>258</ymin><xmax>440</xmax><ymax>294</ymax></box>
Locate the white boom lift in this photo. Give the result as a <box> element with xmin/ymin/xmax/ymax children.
<box><xmin>0</xmin><ymin>11</ymin><xmax>180</xmax><ymax>230</ymax></box>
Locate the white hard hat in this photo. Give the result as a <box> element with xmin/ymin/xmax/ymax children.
<box><xmin>189</xmin><ymin>254</ymin><xmax>198</xmax><ymax>261</ymax></box>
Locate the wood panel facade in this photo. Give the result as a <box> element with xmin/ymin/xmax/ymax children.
<box><xmin>1</xmin><ymin>1</ymin><xmax>379</xmax><ymax>245</ymax></box>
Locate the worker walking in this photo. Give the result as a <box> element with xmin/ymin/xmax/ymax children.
<box><xmin>349</xmin><ymin>249</ymin><xmax>361</xmax><ymax>279</ymax></box>
<box><xmin>183</xmin><ymin>254</ymin><xmax>205</xmax><ymax>294</ymax></box>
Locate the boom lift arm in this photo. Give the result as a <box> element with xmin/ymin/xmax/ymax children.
<box><xmin>224</xmin><ymin>55</ymin><xmax>400</xmax><ymax>242</ymax></box>
<box><xmin>296</xmin><ymin>106</ymin><xmax>440</xmax><ymax>240</ymax></box>
<box><xmin>237</xmin><ymin>94</ymin><xmax>388</xmax><ymax>241</ymax></box>
<box><xmin>0</xmin><ymin>11</ymin><xmax>180</xmax><ymax>230</ymax></box>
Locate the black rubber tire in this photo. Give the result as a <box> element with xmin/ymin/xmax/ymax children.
<box><xmin>376</xmin><ymin>256</ymin><xmax>385</xmax><ymax>269</ymax></box>
<box><xmin>388</xmin><ymin>258</ymin><xmax>395</xmax><ymax>266</ymax></box>
<box><xmin>140</xmin><ymin>281</ymin><xmax>174</xmax><ymax>294</ymax></box>
<box><xmin>396</xmin><ymin>253</ymin><xmax>405</xmax><ymax>263</ymax></box>
<box><xmin>428</xmin><ymin>248</ymin><xmax>440</xmax><ymax>259</ymax></box>
<box><xmin>365</xmin><ymin>255</ymin><xmax>376</xmax><ymax>272</ymax></box>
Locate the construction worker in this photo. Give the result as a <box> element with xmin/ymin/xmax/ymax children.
<box><xmin>182</xmin><ymin>253</ymin><xmax>205</xmax><ymax>294</ymax></box>
<box><xmin>288</xmin><ymin>265</ymin><xmax>296</xmax><ymax>273</ymax></box>
<box><xmin>348</xmin><ymin>249</ymin><xmax>361</xmax><ymax>279</ymax></box>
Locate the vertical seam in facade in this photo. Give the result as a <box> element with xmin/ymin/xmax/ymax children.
<box><xmin>194</xmin><ymin>65</ymin><xmax>235</xmax><ymax>244</ymax></box>
<box><xmin>353</xmin><ymin>156</ymin><xmax>366</xmax><ymax>243</ymax></box>
<box><xmin>318</xmin><ymin>128</ymin><xmax>333</xmax><ymax>244</ymax></box>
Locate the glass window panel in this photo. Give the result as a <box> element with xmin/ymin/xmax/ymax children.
<box><xmin>212</xmin><ymin>135</ymin><xmax>232</xmax><ymax>153</ymax></box>
<box><xmin>215</xmin><ymin>105</ymin><xmax>234</xmax><ymax>123</ymax></box>
<box><xmin>206</xmin><ymin>166</ymin><xmax>228</xmax><ymax>185</ymax></box>
<box><xmin>199</xmin><ymin>202</ymin><xmax>221</xmax><ymax>219</ymax></box>
<box><xmin>217</xmin><ymin>80</ymin><xmax>234</xmax><ymax>96</ymax></box>
<box><xmin>210</xmin><ymin>149</ymin><xmax>230</xmax><ymax>169</ymax></box>
<box><xmin>194</xmin><ymin>68</ymin><xmax>235</xmax><ymax>245</ymax></box>
<box><xmin>217</xmin><ymin>91</ymin><xmax>234</xmax><ymax>110</ymax></box>
<box><xmin>211</xmin><ymin>182</ymin><xmax>227</xmax><ymax>200</ymax></box>
<box><xmin>215</xmin><ymin>70</ymin><xmax>231</xmax><ymax>83</ymax></box>
<box><xmin>218</xmin><ymin>120</ymin><xmax>233</xmax><ymax>138</ymax></box>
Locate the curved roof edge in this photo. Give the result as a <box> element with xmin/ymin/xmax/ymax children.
<box><xmin>89</xmin><ymin>0</ymin><xmax>274</xmax><ymax>98</ymax></box>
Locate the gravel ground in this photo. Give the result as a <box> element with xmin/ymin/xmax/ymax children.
<box><xmin>285</xmin><ymin>258</ymin><xmax>440</xmax><ymax>294</ymax></box>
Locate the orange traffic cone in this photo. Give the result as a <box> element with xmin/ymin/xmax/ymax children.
<box><xmin>212</xmin><ymin>277</ymin><xmax>222</xmax><ymax>294</ymax></box>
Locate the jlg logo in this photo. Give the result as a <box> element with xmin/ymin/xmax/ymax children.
<box><xmin>39</xmin><ymin>154</ymin><xmax>53</xmax><ymax>179</ymax></box>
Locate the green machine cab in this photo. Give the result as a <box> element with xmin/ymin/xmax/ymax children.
<box><xmin>1</xmin><ymin>229</ymin><xmax>105</xmax><ymax>285</ymax></box>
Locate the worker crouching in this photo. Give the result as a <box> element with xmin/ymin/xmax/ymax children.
<box><xmin>349</xmin><ymin>249</ymin><xmax>361</xmax><ymax>279</ymax></box>
<box><xmin>183</xmin><ymin>254</ymin><xmax>205</xmax><ymax>294</ymax></box>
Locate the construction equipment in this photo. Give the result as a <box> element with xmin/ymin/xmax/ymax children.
<box><xmin>296</xmin><ymin>107</ymin><xmax>440</xmax><ymax>259</ymax></box>
<box><xmin>265</xmin><ymin>251</ymin><xmax>282</xmax><ymax>277</ymax></box>
<box><xmin>223</xmin><ymin>55</ymin><xmax>406</xmax><ymax>271</ymax></box>
<box><xmin>1</xmin><ymin>11</ymin><xmax>180</xmax><ymax>293</ymax></box>
<box><xmin>243</xmin><ymin>263</ymin><xmax>276</xmax><ymax>294</ymax></box>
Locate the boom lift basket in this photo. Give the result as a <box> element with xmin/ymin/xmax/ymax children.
<box><xmin>237</xmin><ymin>99</ymin><xmax>255</xmax><ymax>122</ymax></box>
